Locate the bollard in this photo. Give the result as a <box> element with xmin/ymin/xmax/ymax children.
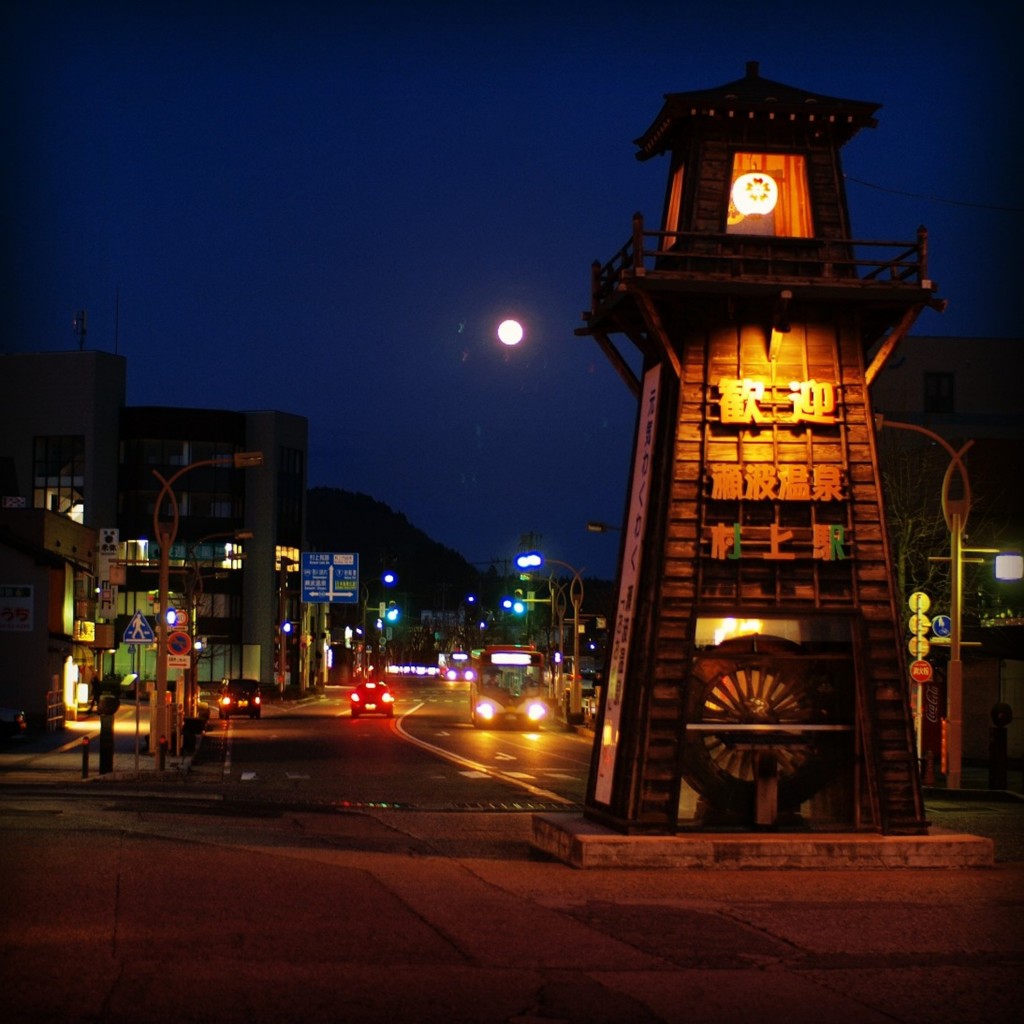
<box><xmin>158</xmin><ymin>734</ymin><xmax>168</xmax><ymax>771</ymax></box>
<box><xmin>99</xmin><ymin>710</ymin><xmax>114</xmax><ymax>775</ymax></box>
<box><xmin>81</xmin><ymin>736</ymin><xmax>90</xmax><ymax>779</ymax></box>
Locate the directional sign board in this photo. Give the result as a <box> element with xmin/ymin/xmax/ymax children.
<box><xmin>302</xmin><ymin>551</ymin><xmax>359</xmax><ymax>604</ymax></box>
<box><xmin>123</xmin><ymin>610</ymin><xmax>155</xmax><ymax>645</ymax></box>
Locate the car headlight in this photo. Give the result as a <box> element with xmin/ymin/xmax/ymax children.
<box><xmin>526</xmin><ymin>702</ymin><xmax>547</xmax><ymax>722</ymax></box>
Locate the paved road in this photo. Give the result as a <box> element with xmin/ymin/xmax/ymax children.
<box><xmin>2</xmin><ymin>701</ymin><xmax>1024</xmax><ymax>1023</ymax></box>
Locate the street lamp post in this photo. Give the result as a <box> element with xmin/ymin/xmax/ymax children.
<box><xmin>515</xmin><ymin>552</ymin><xmax>585</xmax><ymax>721</ymax></box>
<box><xmin>184</xmin><ymin>529</ymin><xmax>253</xmax><ymax>717</ymax></box>
<box><xmin>358</xmin><ymin>570</ymin><xmax>397</xmax><ymax>677</ymax></box>
<box><xmin>877</xmin><ymin>419</ymin><xmax>1023</xmax><ymax>788</ymax></box>
<box><xmin>276</xmin><ymin>555</ymin><xmax>295</xmax><ymax>694</ymax></box>
<box><xmin>152</xmin><ymin>451</ymin><xmax>262</xmax><ymax>766</ymax></box>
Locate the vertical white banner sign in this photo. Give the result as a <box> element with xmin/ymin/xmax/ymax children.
<box><xmin>593</xmin><ymin>365</ymin><xmax>661</xmax><ymax>805</ymax></box>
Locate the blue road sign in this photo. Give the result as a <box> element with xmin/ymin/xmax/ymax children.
<box><xmin>931</xmin><ymin>614</ymin><xmax>952</xmax><ymax>638</ymax></box>
<box><xmin>123</xmin><ymin>610</ymin><xmax>155</xmax><ymax>644</ymax></box>
<box><xmin>302</xmin><ymin>551</ymin><xmax>359</xmax><ymax>604</ymax></box>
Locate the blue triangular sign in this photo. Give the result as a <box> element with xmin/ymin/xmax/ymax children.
<box><xmin>123</xmin><ymin>610</ymin><xmax>156</xmax><ymax>643</ymax></box>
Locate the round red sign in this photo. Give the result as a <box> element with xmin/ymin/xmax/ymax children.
<box><xmin>167</xmin><ymin>630</ymin><xmax>192</xmax><ymax>656</ymax></box>
<box><xmin>909</xmin><ymin>659</ymin><xmax>933</xmax><ymax>683</ymax></box>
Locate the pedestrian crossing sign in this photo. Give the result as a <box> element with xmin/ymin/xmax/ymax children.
<box><xmin>123</xmin><ymin>610</ymin><xmax>156</xmax><ymax>644</ymax></box>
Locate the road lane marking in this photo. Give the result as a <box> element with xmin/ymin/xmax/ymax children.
<box><xmin>393</xmin><ymin>706</ymin><xmax>571</xmax><ymax>804</ymax></box>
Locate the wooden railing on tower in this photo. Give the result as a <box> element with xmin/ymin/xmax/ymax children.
<box><xmin>587</xmin><ymin>214</ymin><xmax>930</xmax><ymax>314</ymax></box>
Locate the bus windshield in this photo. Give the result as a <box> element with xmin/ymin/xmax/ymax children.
<box><xmin>472</xmin><ymin>647</ymin><xmax>546</xmax><ymax>697</ymax></box>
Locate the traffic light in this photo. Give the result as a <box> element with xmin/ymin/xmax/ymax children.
<box><xmin>501</xmin><ymin>592</ymin><xmax>526</xmax><ymax>616</ymax></box>
<box><xmin>281</xmin><ymin>620</ymin><xmax>293</xmax><ymax>635</ymax></box>
<box><xmin>384</xmin><ymin>602</ymin><xmax>400</xmax><ymax>623</ymax></box>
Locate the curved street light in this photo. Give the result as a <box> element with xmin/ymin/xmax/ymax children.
<box><xmin>183</xmin><ymin>529</ymin><xmax>253</xmax><ymax>718</ymax></box>
<box><xmin>515</xmin><ymin>551</ymin><xmax>585</xmax><ymax>721</ymax></box>
<box><xmin>152</xmin><ymin>451</ymin><xmax>262</xmax><ymax>764</ymax></box>
<box><xmin>877</xmin><ymin>418</ymin><xmax>1021</xmax><ymax>789</ymax></box>
<box><xmin>586</xmin><ymin>521</ymin><xmax>622</xmax><ymax>534</ymax></box>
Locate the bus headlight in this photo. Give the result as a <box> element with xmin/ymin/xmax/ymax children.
<box><xmin>526</xmin><ymin>702</ymin><xmax>547</xmax><ymax>722</ymax></box>
<box><xmin>475</xmin><ymin>702</ymin><xmax>495</xmax><ymax>721</ymax></box>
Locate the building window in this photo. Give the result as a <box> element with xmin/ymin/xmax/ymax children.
<box><xmin>923</xmin><ymin>372</ymin><xmax>955</xmax><ymax>415</ymax></box>
<box><xmin>726</xmin><ymin>152</ymin><xmax>812</xmax><ymax>237</ymax></box>
<box><xmin>33</xmin><ymin>435</ymin><xmax>85</xmax><ymax>522</ymax></box>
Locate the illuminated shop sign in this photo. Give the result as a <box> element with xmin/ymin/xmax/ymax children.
<box><xmin>709</xmin><ymin>523</ymin><xmax>847</xmax><ymax>562</ymax></box>
<box><xmin>716</xmin><ymin>377</ymin><xmax>837</xmax><ymax>426</ymax></box>
<box><xmin>707</xmin><ymin>373</ymin><xmax>849</xmax><ymax>562</ymax></box>
<box><xmin>708</xmin><ymin>463</ymin><xmax>844</xmax><ymax>501</ymax></box>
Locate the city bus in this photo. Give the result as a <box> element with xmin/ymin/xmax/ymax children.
<box><xmin>468</xmin><ymin>645</ymin><xmax>551</xmax><ymax>729</ymax></box>
<box><xmin>438</xmin><ymin>650</ymin><xmax>474</xmax><ymax>684</ymax></box>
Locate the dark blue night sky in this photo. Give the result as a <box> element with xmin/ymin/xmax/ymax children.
<box><xmin>5</xmin><ymin>1</ymin><xmax>1018</xmax><ymax>579</ymax></box>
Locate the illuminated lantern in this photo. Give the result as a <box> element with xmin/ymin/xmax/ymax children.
<box><xmin>730</xmin><ymin>172</ymin><xmax>778</xmax><ymax>216</ymax></box>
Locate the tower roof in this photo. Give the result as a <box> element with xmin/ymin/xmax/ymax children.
<box><xmin>634</xmin><ymin>60</ymin><xmax>880</xmax><ymax>160</ymax></box>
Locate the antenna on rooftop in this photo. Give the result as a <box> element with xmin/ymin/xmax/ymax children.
<box><xmin>73</xmin><ymin>310</ymin><xmax>87</xmax><ymax>351</ymax></box>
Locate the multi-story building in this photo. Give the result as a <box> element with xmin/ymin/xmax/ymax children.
<box><xmin>0</xmin><ymin>349</ymin><xmax>308</xmax><ymax>726</ymax></box>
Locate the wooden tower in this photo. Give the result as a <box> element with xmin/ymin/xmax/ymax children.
<box><xmin>581</xmin><ymin>62</ymin><xmax>943</xmax><ymax>835</ymax></box>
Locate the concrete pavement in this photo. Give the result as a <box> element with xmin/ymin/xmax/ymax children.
<box><xmin>2</xmin><ymin>706</ymin><xmax>1023</xmax><ymax>1023</ymax></box>
<box><xmin>1</xmin><ymin>790</ymin><xmax>1022</xmax><ymax>1024</ymax></box>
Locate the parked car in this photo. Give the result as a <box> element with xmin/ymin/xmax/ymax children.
<box><xmin>349</xmin><ymin>678</ymin><xmax>395</xmax><ymax>719</ymax></box>
<box><xmin>0</xmin><ymin>707</ymin><xmax>28</xmax><ymax>737</ymax></box>
<box><xmin>218</xmin><ymin>678</ymin><xmax>262</xmax><ymax>719</ymax></box>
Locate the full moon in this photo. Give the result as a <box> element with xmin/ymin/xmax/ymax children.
<box><xmin>497</xmin><ymin>319</ymin><xmax>524</xmax><ymax>346</ymax></box>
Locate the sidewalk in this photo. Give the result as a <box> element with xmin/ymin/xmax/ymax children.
<box><xmin>0</xmin><ymin>702</ymin><xmax>203</xmax><ymax>782</ymax></box>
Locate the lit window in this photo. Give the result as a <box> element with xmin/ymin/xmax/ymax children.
<box><xmin>32</xmin><ymin>434</ymin><xmax>85</xmax><ymax>521</ymax></box>
<box><xmin>726</xmin><ymin>153</ymin><xmax>812</xmax><ymax>237</ymax></box>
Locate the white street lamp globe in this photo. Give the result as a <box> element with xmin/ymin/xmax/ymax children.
<box><xmin>497</xmin><ymin>319</ymin><xmax>524</xmax><ymax>346</ymax></box>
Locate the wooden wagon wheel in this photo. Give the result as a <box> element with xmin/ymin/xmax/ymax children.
<box><xmin>681</xmin><ymin>635</ymin><xmax>841</xmax><ymax>823</ymax></box>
